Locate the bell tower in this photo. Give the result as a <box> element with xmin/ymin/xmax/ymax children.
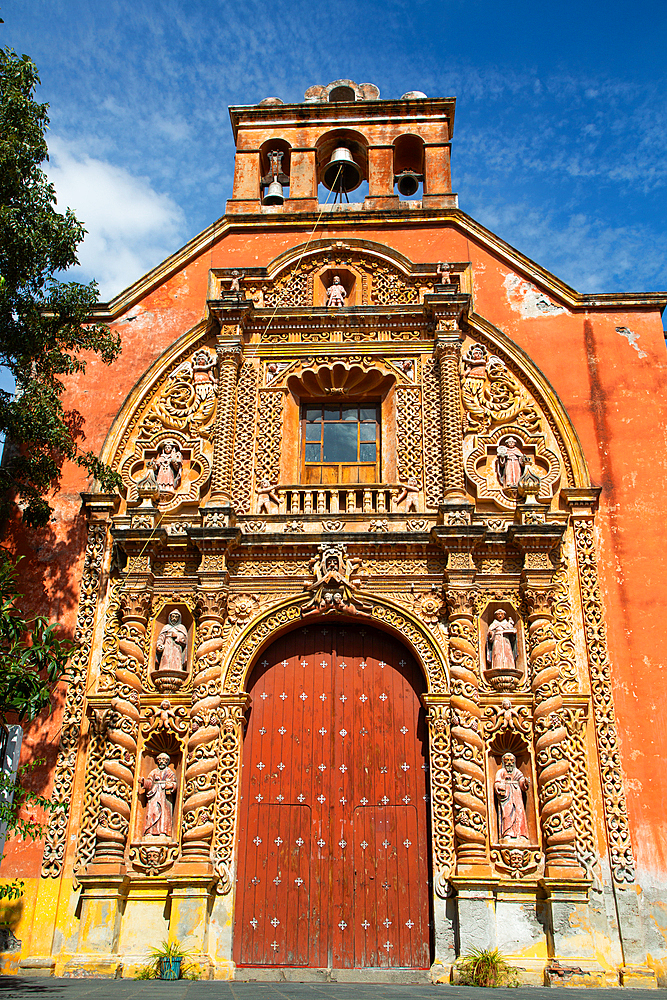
<box><xmin>226</xmin><ymin>78</ymin><xmax>457</xmax><ymax>214</ymax></box>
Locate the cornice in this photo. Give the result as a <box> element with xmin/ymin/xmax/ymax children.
<box><xmin>90</xmin><ymin>207</ymin><xmax>667</xmax><ymax>322</ymax></box>
<box><xmin>228</xmin><ymin>97</ymin><xmax>457</xmax><ymax>141</ymax></box>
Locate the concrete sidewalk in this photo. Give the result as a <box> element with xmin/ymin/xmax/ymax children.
<box><xmin>0</xmin><ymin>981</ymin><xmax>662</xmax><ymax>1000</ymax></box>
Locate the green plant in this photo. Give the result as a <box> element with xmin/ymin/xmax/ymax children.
<box><xmin>134</xmin><ymin>940</ymin><xmax>193</xmax><ymax>981</ymax></box>
<box><xmin>457</xmin><ymin>948</ymin><xmax>520</xmax><ymax>988</ymax></box>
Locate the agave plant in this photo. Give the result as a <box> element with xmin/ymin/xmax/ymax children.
<box><xmin>457</xmin><ymin>947</ymin><xmax>519</xmax><ymax>988</ymax></box>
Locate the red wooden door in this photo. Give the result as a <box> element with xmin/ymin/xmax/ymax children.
<box><xmin>234</xmin><ymin>622</ymin><xmax>431</xmax><ymax>969</ymax></box>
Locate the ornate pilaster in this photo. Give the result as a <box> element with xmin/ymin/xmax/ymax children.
<box><xmin>93</xmin><ymin>587</ymin><xmax>150</xmax><ymax>866</ymax></box>
<box><xmin>208</xmin><ymin>334</ymin><xmax>244</xmax><ymax>505</ymax></box>
<box><xmin>423</xmin><ymin>695</ymin><xmax>454</xmax><ymax>895</ymax></box>
<box><xmin>512</xmin><ymin>521</ymin><xmax>580</xmax><ymax>877</ymax></box>
<box><xmin>41</xmin><ymin>512</ymin><xmax>110</xmax><ymax>877</ymax></box>
<box><xmin>563</xmin><ymin>489</ymin><xmax>653</xmax><ymax>978</ymax></box>
<box><xmin>212</xmin><ymin>696</ymin><xmax>250</xmax><ymax>893</ymax></box>
<box><xmin>434</xmin><ymin>328</ymin><xmax>467</xmax><ymax>502</ymax></box>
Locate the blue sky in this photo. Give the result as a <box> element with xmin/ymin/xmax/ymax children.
<box><xmin>4</xmin><ymin>0</ymin><xmax>667</xmax><ymax>300</ymax></box>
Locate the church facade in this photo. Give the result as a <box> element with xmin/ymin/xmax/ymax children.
<box><xmin>2</xmin><ymin>80</ymin><xmax>667</xmax><ymax>986</ymax></box>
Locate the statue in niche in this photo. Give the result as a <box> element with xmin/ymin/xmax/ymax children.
<box><xmin>496</xmin><ymin>436</ymin><xmax>527</xmax><ymax>488</ymax></box>
<box><xmin>156</xmin><ymin>610</ymin><xmax>188</xmax><ymax>673</ymax></box>
<box><xmin>141</xmin><ymin>753</ymin><xmax>177</xmax><ymax>840</ymax></box>
<box><xmin>326</xmin><ymin>275</ymin><xmax>347</xmax><ymax>308</ymax></box>
<box><xmin>436</xmin><ymin>261</ymin><xmax>452</xmax><ymax>285</ymax></box>
<box><xmin>155</xmin><ymin>440</ymin><xmax>183</xmax><ymax>493</ymax></box>
<box><xmin>486</xmin><ymin>609</ymin><xmax>519</xmax><ymax>673</ymax></box>
<box><xmin>494</xmin><ymin>752</ymin><xmax>529</xmax><ymax>842</ymax></box>
<box><xmin>229</xmin><ymin>269</ymin><xmax>244</xmax><ymax>295</ymax></box>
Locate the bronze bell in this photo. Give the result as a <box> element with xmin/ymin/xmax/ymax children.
<box><xmin>323</xmin><ymin>147</ymin><xmax>361</xmax><ymax>192</ymax></box>
<box><xmin>263</xmin><ymin>179</ymin><xmax>284</xmax><ymax>205</ymax></box>
<box><xmin>395</xmin><ymin>170</ymin><xmax>422</xmax><ymax>197</ymax></box>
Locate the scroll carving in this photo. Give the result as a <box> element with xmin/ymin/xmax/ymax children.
<box><xmin>523</xmin><ymin>588</ymin><xmax>579</xmax><ymax>873</ymax></box>
<box><xmin>212</xmin><ymin>702</ymin><xmax>246</xmax><ymax>893</ymax></box>
<box><xmin>426</xmin><ymin>702</ymin><xmax>454</xmax><ymax>894</ymax></box>
<box><xmin>422</xmin><ymin>358</ymin><xmax>444</xmax><ymax>508</ymax></box>
<box><xmin>445</xmin><ymin>589</ymin><xmax>488</xmax><ymax>867</ymax></box>
<box><xmin>561</xmin><ymin>705</ymin><xmax>596</xmax><ymax>873</ymax></box>
<box><xmin>461</xmin><ymin>343</ymin><xmax>541</xmax><ymax>436</ymax></box>
<box><xmin>41</xmin><ymin>521</ymin><xmax>107</xmax><ymax>878</ymax></box>
<box><xmin>572</xmin><ymin>519</ymin><xmax>636</xmax><ymax>884</ymax></box>
<box><xmin>255</xmin><ymin>391</ymin><xmax>283</xmax><ymax>497</ymax></box>
<box><xmin>231</xmin><ymin>361</ymin><xmax>258</xmax><ymax>514</ymax></box>
<box><xmin>181</xmin><ymin>591</ymin><xmax>226</xmax><ymax>861</ymax></box>
<box><xmin>93</xmin><ymin>589</ymin><xmax>148</xmax><ymax>863</ymax></box>
<box><xmin>395</xmin><ymin>385</ymin><xmax>423</xmax><ymax>494</ymax></box>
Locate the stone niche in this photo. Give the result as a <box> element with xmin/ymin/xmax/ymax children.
<box><xmin>129</xmin><ymin>733</ymin><xmax>183</xmax><ymax>876</ymax></box>
<box><xmin>479</xmin><ymin>600</ymin><xmax>527</xmax><ymax>692</ymax></box>
<box><xmin>150</xmin><ymin>604</ymin><xmax>194</xmax><ymax>693</ymax></box>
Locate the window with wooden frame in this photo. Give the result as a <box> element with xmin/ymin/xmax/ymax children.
<box><xmin>302</xmin><ymin>403</ymin><xmax>379</xmax><ymax>484</ymax></box>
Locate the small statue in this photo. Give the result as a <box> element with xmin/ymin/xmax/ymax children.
<box><xmin>155</xmin><ymin>440</ymin><xmax>183</xmax><ymax>492</ymax></box>
<box><xmin>326</xmin><ymin>275</ymin><xmax>347</xmax><ymax>308</ymax></box>
<box><xmin>256</xmin><ymin>478</ymin><xmax>280</xmax><ymax>514</ymax></box>
<box><xmin>499</xmin><ymin>698</ymin><xmax>523</xmax><ymax>731</ymax></box>
<box><xmin>156</xmin><ymin>610</ymin><xmax>188</xmax><ymax>673</ymax></box>
<box><xmin>142</xmin><ymin>753</ymin><xmax>177</xmax><ymax>839</ymax></box>
<box><xmin>494</xmin><ymin>752</ymin><xmax>529</xmax><ymax>842</ymax></box>
<box><xmin>229</xmin><ymin>270</ymin><xmax>243</xmax><ymax>295</ymax></box>
<box><xmin>436</xmin><ymin>261</ymin><xmax>452</xmax><ymax>285</ymax></box>
<box><xmin>191</xmin><ymin>349</ymin><xmax>217</xmax><ymax>400</ymax></box>
<box><xmin>486</xmin><ymin>609</ymin><xmax>518</xmax><ymax>672</ymax></box>
<box><xmin>496</xmin><ymin>436</ymin><xmax>527</xmax><ymax>488</ymax></box>
<box><xmin>395</xmin><ymin>476</ymin><xmax>420</xmax><ymax>511</ymax></box>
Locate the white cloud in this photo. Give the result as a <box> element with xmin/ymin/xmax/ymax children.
<box><xmin>46</xmin><ymin>137</ymin><xmax>186</xmax><ymax>300</ymax></box>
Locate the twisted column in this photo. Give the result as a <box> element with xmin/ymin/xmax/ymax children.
<box><xmin>181</xmin><ymin>590</ymin><xmax>227</xmax><ymax>862</ymax></box>
<box><xmin>93</xmin><ymin>589</ymin><xmax>149</xmax><ymax>865</ymax></box>
<box><xmin>434</xmin><ymin>329</ymin><xmax>467</xmax><ymax>502</ymax></box>
<box><xmin>446</xmin><ymin>589</ymin><xmax>488</xmax><ymax>872</ymax></box>
<box><xmin>523</xmin><ymin>587</ymin><xmax>580</xmax><ymax>876</ymax></box>
<box><xmin>208</xmin><ymin>336</ymin><xmax>243</xmax><ymax>504</ymax></box>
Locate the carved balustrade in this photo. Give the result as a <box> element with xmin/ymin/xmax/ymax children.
<box><xmin>277</xmin><ymin>484</ymin><xmax>400</xmax><ymax>516</ymax></box>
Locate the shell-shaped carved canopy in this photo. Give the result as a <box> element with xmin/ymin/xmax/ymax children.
<box><xmin>287</xmin><ymin>362</ymin><xmax>394</xmax><ymax>398</ymax></box>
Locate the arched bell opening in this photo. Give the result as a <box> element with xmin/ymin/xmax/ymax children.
<box><xmin>316</xmin><ymin>128</ymin><xmax>369</xmax><ymax>204</ymax></box>
<box><xmin>259</xmin><ymin>138</ymin><xmax>291</xmax><ymax>205</ymax></box>
<box><xmin>232</xmin><ymin>617</ymin><xmax>434</xmax><ymax>970</ymax></box>
<box><xmin>393</xmin><ymin>133</ymin><xmax>425</xmax><ymax>200</ymax></box>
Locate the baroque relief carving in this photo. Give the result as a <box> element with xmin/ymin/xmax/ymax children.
<box><xmin>255</xmin><ymin>391</ymin><xmax>283</xmax><ymax>498</ymax></box>
<box><xmin>461</xmin><ymin>343</ymin><xmax>541</xmax><ymax>436</ymax></box>
<box><xmin>572</xmin><ymin>519</ymin><xmax>636</xmax><ymax>884</ymax></box>
<box><xmin>42</xmin><ymin>521</ymin><xmax>107</xmax><ymax>878</ymax></box>
<box><xmin>425</xmin><ymin>701</ymin><xmax>455</xmax><ymax>894</ymax></box>
<box><xmin>420</xmin><ymin>360</ymin><xmax>441</xmax><ymax>508</ymax></box>
<box><xmin>231</xmin><ymin>361</ymin><xmax>259</xmax><ymax>515</ymax></box>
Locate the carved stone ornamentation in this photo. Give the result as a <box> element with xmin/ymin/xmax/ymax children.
<box><xmin>490</xmin><ymin>846</ymin><xmax>542</xmax><ymax>879</ymax></box>
<box><xmin>302</xmin><ymin>544</ymin><xmax>370</xmax><ymax>615</ymax></box>
<box><xmin>425</xmin><ymin>699</ymin><xmax>455</xmax><ymax>895</ymax></box>
<box><xmin>255</xmin><ymin>390</ymin><xmax>284</xmax><ymax>498</ymax></box>
<box><xmin>460</xmin><ymin>343</ymin><xmax>541</xmax><ymax>437</ymax></box>
<box><xmin>465</xmin><ymin>427</ymin><xmax>560</xmax><ymax>511</ymax></box>
<box><xmin>422</xmin><ymin>358</ymin><xmax>444</xmax><ymax>508</ymax></box>
<box><xmin>231</xmin><ymin>361</ymin><xmax>259</xmax><ymax>514</ymax></box>
<box><xmin>445</xmin><ymin>589</ymin><xmax>488</xmax><ymax>870</ymax></box>
<box><xmin>128</xmin><ymin>843</ymin><xmax>179</xmax><ymax>876</ymax></box>
<box><xmin>41</xmin><ymin>521</ymin><xmax>107</xmax><ymax>878</ymax></box>
<box><xmin>572</xmin><ymin>518</ymin><xmax>636</xmax><ymax>884</ymax></box>
<box><xmin>434</xmin><ymin>334</ymin><xmax>467</xmax><ymax>501</ymax></box>
<box><xmin>181</xmin><ymin>589</ymin><xmax>227</xmax><ymax>862</ymax></box>
<box><xmin>522</xmin><ymin>586</ymin><xmax>580</xmax><ymax>875</ymax></box>
<box><xmin>209</xmin><ymin>337</ymin><xmax>244</xmax><ymax>504</ymax></box>
<box><xmin>212</xmin><ymin>701</ymin><xmax>248</xmax><ymax>893</ymax></box>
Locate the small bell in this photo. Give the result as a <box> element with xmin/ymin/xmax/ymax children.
<box><xmin>395</xmin><ymin>170</ymin><xmax>422</xmax><ymax>197</ymax></box>
<box><xmin>263</xmin><ymin>179</ymin><xmax>284</xmax><ymax>205</ymax></box>
<box><xmin>323</xmin><ymin>147</ymin><xmax>361</xmax><ymax>192</ymax></box>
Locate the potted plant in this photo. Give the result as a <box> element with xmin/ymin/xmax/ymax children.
<box><xmin>148</xmin><ymin>940</ymin><xmax>188</xmax><ymax>980</ymax></box>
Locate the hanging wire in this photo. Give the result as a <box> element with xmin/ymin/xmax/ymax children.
<box><xmin>261</xmin><ymin>164</ymin><xmax>343</xmax><ymax>340</ymax></box>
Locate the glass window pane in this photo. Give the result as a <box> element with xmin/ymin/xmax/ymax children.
<box><xmin>342</xmin><ymin>406</ymin><xmax>358</xmax><ymax>421</ymax></box>
<box><xmin>324</xmin><ymin>406</ymin><xmax>340</xmax><ymax>420</ymax></box>
<box><xmin>323</xmin><ymin>422</ymin><xmax>358</xmax><ymax>462</ymax></box>
<box><xmin>306</xmin><ymin>407</ymin><xmax>322</xmax><ymax>422</ymax></box>
<box><xmin>360</xmin><ymin>422</ymin><xmax>376</xmax><ymax>441</ymax></box>
<box><xmin>305</xmin><ymin>443</ymin><xmax>321</xmax><ymax>462</ymax></box>
<box><xmin>360</xmin><ymin>442</ymin><xmax>376</xmax><ymax>462</ymax></box>
<box><xmin>360</xmin><ymin>407</ymin><xmax>377</xmax><ymax>421</ymax></box>
<box><xmin>305</xmin><ymin>423</ymin><xmax>321</xmax><ymax>441</ymax></box>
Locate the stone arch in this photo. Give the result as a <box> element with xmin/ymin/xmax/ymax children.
<box><xmin>221</xmin><ymin>592</ymin><xmax>448</xmax><ymax>696</ymax></box>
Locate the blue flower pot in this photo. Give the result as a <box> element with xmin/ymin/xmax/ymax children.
<box><xmin>159</xmin><ymin>957</ymin><xmax>183</xmax><ymax>980</ymax></box>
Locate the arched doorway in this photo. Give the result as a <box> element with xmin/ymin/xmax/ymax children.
<box><xmin>233</xmin><ymin>621</ymin><xmax>431</xmax><ymax>970</ymax></box>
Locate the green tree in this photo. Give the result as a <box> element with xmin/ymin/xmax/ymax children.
<box><xmin>0</xmin><ymin>554</ymin><xmax>72</xmax><ymax>899</ymax></box>
<box><xmin>0</xmin><ymin>46</ymin><xmax>121</xmax><ymax>528</ymax></box>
